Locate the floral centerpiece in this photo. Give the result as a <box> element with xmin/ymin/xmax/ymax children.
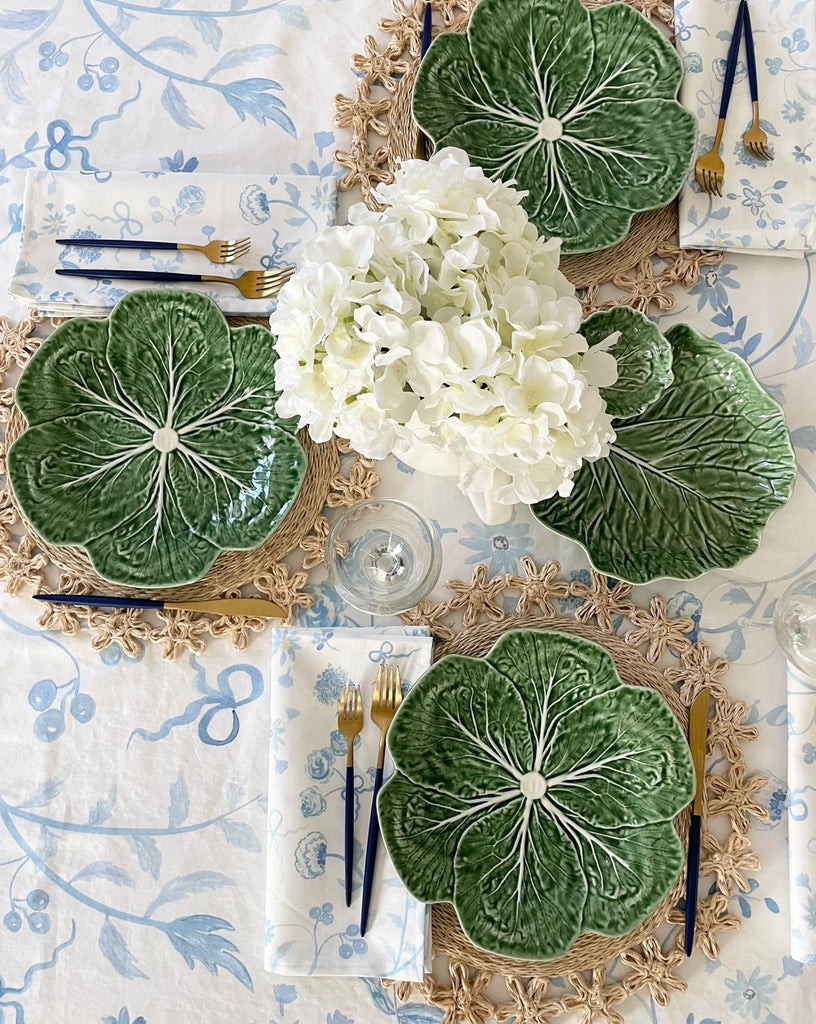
<box><xmin>270</xmin><ymin>148</ymin><xmax>617</xmax><ymax>522</ymax></box>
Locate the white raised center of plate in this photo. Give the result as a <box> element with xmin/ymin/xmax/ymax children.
<box><xmin>537</xmin><ymin>117</ymin><xmax>563</xmax><ymax>142</ymax></box>
<box><xmin>520</xmin><ymin>771</ymin><xmax>548</xmax><ymax>799</ymax></box>
<box><xmin>153</xmin><ymin>427</ymin><xmax>179</xmax><ymax>453</ymax></box>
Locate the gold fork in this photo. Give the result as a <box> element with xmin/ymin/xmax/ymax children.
<box><xmin>360</xmin><ymin>664</ymin><xmax>402</xmax><ymax>934</ymax></box>
<box><xmin>338</xmin><ymin>682</ymin><xmax>364</xmax><ymax>907</ymax></box>
<box><xmin>55</xmin><ymin>265</ymin><xmax>296</xmax><ymax>300</ymax></box>
<box><xmin>695</xmin><ymin>0</ymin><xmax>747</xmax><ymax>196</ymax></box>
<box><xmin>741</xmin><ymin>3</ymin><xmax>772</xmax><ymax>162</ymax></box>
<box><xmin>56</xmin><ymin>236</ymin><xmax>251</xmax><ymax>264</ymax></box>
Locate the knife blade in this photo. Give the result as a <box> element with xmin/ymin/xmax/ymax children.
<box><xmin>33</xmin><ymin>593</ymin><xmax>285</xmax><ymax>619</ymax></box>
<box><xmin>684</xmin><ymin>686</ymin><xmax>710</xmax><ymax>956</ymax></box>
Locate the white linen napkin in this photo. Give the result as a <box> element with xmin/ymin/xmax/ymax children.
<box><xmin>787</xmin><ymin>659</ymin><xmax>816</xmax><ymax>963</ymax></box>
<box><xmin>265</xmin><ymin>626</ymin><xmax>433</xmax><ymax>979</ymax></box>
<box><xmin>8</xmin><ymin>168</ymin><xmax>335</xmax><ymax>315</ymax></box>
<box><xmin>676</xmin><ymin>0</ymin><xmax>816</xmax><ymax>255</ymax></box>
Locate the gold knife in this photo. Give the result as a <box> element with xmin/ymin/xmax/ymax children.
<box><xmin>684</xmin><ymin>686</ymin><xmax>710</xmax><ymax>956</ymax></box>
<box><xmin>33</xmin><ymin>593</ymin><xmax>286</xmax><ymax>619</ymax></box>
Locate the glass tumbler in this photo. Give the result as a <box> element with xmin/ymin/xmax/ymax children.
<box><xmin>326</xmin><ymin>498</ymin><xmax>442</xmax><ymax>616</ymax></box>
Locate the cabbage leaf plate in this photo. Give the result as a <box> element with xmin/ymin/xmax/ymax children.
<box><xmin>379</xmin><ymin>628</ymin><xmax>695</xmax><ymax>960</ymax></box>
<box><xmin>412</xmin><ymin>0</ymin><xmax>697</xmax><ymax>253</ymax></box>
<box><xmin>7</xmin><ymin>289</ymin><xmax>307</xmax><ymax>588</ymax></box>
<box><xmin>533</xmin><ymin>323</ymin><xmax>796</xmax><ymax>584</ymax></box>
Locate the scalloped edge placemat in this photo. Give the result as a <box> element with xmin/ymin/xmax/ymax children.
<box><xmin>388</xmin><ymin>562</ymin><xmax>764</xmax><ymax>1024</ymax></box>
<box><xmin>334</xmin><ymin>0</ymin><xmax>725</xmax><ymax>316</ymax></box>
<box><xmin>0</xmin><ymin>314</ymin><xmax>381</xmax><ymax>659</ymax></box>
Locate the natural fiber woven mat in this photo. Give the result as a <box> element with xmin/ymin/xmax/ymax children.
<box><xmin>391</xmin><ymin>563</ymin><xmax>764</xmax><ymax>1024</ymax></box>
<box><xmin>334</xmin><ymin>0</ymin><xmax>724</xmax><ymax>316</ymax></box>
<box><xmin>0</xmin><ymin>314</ymin><xmax>381</xmax><ymax>658</ymax></box>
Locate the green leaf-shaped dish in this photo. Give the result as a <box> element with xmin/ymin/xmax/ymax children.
<box><xmin>7</xmin><ymin>290</ymin><xmax>307</xmax><ymax>588</ymax></box>
<box><xmin>379</xmin><ymin>629</ymin><xmax>694</xmax><ymax>960</ymax></box>
<box><xmin>412</xmin><ymin>0</ymin><xmax>697</xmax><ymax>253</ymax></box>
<box><xmin>580</xmin><ymin>306</ymin><xmax>674</xmax><ymax>419</ymax></box>
<box><xmin>533</xmin><ymin>324</ymin><xmax>796</xmax><ymax>584</ymax></box>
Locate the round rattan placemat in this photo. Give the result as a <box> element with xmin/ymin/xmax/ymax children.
<box><xmin>334</xmin><ymin>0</ymin><xmax>724</xmax><ymax>315</ymax></box>
<box><xmin>0</xmin><ymin>318</ymin><xmax>382</xmax><ymax>658</ymax></box>
<box><xmin>390</xmin><ymin>562</ymin><xmax>765</xmax><ymax>1024</ymax></box>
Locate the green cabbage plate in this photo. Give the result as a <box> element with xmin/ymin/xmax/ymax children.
<box><xmin>412</xmin><ymin>0</ymin><xmax>697</xmax><ymax>253</ymax></box>
<box><xmin>8</xmin><ymin>289</ymin><xmax>307</xmax><ymax>588</ymax></box>
<box><xmin>379</xmin><ymin>628</ymin><xmax>695</xmax><ymax>960</ymax></box>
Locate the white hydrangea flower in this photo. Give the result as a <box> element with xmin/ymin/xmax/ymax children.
<box><xmin>270</xmin><ymin>148</ymin><xmax>618</xmax><ymax>511</ymax></box>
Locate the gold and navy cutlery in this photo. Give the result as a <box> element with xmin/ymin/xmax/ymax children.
<box><xmin>34</xmin><ymin>593</ymin><xmax>285</xmax><ymax>618</ymax></box>
<box><xmin>55</xmin><ymin>265</ymin><xmax>295</xmax><ymax>300</ymax></box>
<box><xmin>337</xmin><ymin>683</ymin><xmax>364</xmax><ymax>906</ymax></box>
<box><xmin>360</xmin><ymin>663</ymin><xmax>402</xmax><ymax>935</ymax></box>
<box><xmin>56</xmin><ymin>236</ymin><xmax>251</xmax><ymax>264</ymax></box>
<box><xmin>684</xmin><ymin>686</ymin><xmax>710</xmax><ymax>955</ymax></box>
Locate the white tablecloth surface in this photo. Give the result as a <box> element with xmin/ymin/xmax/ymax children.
<box><xmin>0</xmin><ymin>3</ymin><xmax>815</xmax><ymax>1023</ymax></box>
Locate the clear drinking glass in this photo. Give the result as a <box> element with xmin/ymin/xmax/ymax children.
<box><xmin>774</xmin><ymin>572</ymin><xmax>816</xmax><ymax>676</ymax></box>
<box><xmin>326</xmin><ymin>498</ymin><xmax>442</xmax><ymax>615</ymax></box>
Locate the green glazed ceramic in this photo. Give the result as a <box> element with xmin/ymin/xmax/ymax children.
<box><xmin>379</xmin><ymin>629</ymin><xmax>695</xmax><ymax>961</ymax></box>
<box><xmin>412</xmin><ymin>0</ymin><xmax>697</xmax><ymax>253</ymax></box>
<box><xmin>580</xmin><ymin>306</ymin><xmax>674</xmax><ymax>419</ymax></box>
<box><xmin>7</xmin><ymin>290</ymin><xmax>307</xmax><ymax>588</ymax></box>
<box><xmin>534</xmin><ymin>324</ymin><xmax>797</xmax><ymax>584</ymax></box>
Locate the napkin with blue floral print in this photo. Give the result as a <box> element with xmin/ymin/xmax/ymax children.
<box><xmin>264</xmin><ymin>626</ymin><xmax>433</xmax><ymax>979</ymax></box>
<box><xmin>676</xmin><ymin>0</ymin><xmax>816</xmax><ymax>255</ymax></box>
<box><xmin>787</xmin><ymin>659</ymin><xmax>816</xmax><ymax>962</ymax></box>
<box><xmin>9</xmin><ymin>168</ymin><xmax>335</xmax><ymax>315</ymax></box>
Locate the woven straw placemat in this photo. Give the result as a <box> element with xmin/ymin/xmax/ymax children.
<box><xmin>0</xmin><ymin>315</ymin><xmax>381</xmax><ymax>658</ymax></box>
<box><xmin>334</xmin><ymin>0</ymin><xmax>724</xmax><ymax>316</ymax></box>
<box><xmin>390</xmin><ymin>562</ymin><xmax>764</xmax><ymax>1024</ymax></box>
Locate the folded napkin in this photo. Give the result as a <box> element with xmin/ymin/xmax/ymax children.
<box><xmin>787</xmin><ymin>659</ymin><xmax>816</xmax><ymax>962</ymax></box>
<box><xmin>265</xmin><ymin>626</ymin><xmax>433</xmax><ymax>979</ymax></box>
<box><xmin>9</xmin><ymin>169</ymin><xmax>336</xmax><ymax>315</ymax></box>
<box><xmin>676</xmin><ymin>0</ymin><xmax>816</xmax><ymax>255</ymax></box>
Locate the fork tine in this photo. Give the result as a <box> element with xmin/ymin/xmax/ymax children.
<box><xmin>393</xmin><ymin>666</ymin><xmax>402</xmax><ymax>710</ymax></box>
<box><xmin>373</xmin><ymin>663</ymin><xmax>384</xmax><ymax>708</ymax></box>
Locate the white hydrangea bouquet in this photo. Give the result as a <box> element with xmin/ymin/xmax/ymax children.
<box><xmin>271</xmin><ymin>148</ymin><xmax>618</xmax><ymax>523</ymax></box>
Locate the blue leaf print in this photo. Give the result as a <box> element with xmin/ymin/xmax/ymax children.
<box><xmin>99</xmin><ymin>917</ymin><xmax>148</xmax><ymax>980</ymax></box>
<box><xmin>725</xmin><ymin>628</ymin><xmax>746</xmax><ymax>661</ymax></box>
<box><xmin>796</xmin><ymin>872</ymin><xmax>811</xmax><ymax>887</ymax></box>
<box><xmin>221</xmin><ymin>79</ymin><xmax>296</xmax><ymax>134</ymax></box>
<box><xmin>72</xmin><ymin>861</ymin><xmax>134</xmax><ymax>888</ymax></box>
<box><xmin>791</xmin><ymin>426</ymin><xmax>816</xmax><ymax>452</ymax></box>
<box><xmin>204</xmin><ymin>44</ymin><xmax>285</xmax><ymax>80</ymax></box>
<box><xmin>142</xmin><ymin>36</ymin><xmax>197</xmax><ymax>57</ymax></box>
<box><xmin>267</xmin><ymin>938</ymin><xmax>297</xmax><ymax>971</ymax></box>
<box><xmin>399</xmin><ymin>1005</ymin><xmax>446</xmax><ymax>1024</ymax></box>
<box><xmin>144</xmin><ymin>871</ymin><xmax>235</xmax><ymax>917</ymax></box>
<box><xmin>169</xmin><ymin>772</ymin><xmax>190</xmax><ymax>827</ymax></box>
<box><xmin>88</xmin><ymin>787</ymin><xmax>117</xmax><ymax>826</ymax></box>
<box><xmin>363</xmin><ymin>977</ymin><xmax>396</xmax><ymax>1015</ymax></box>
<box><xmin>722</xmin><ymin>586</ymin><xmax>752</xmax><ymax>604</ymax></box>
<box><xmin>765</xmin><ymin>897</ymin><xmax>780</xmax><ymax>913</ymax></box>
<box><xmin>277</xmin><ymin>3</ymin><xmax>311</xmax><ymax>28</ymax></box>
<box><xmin>192</xmin><ymin>14</ymin><xmax>222</xmax><ymax>50</ymax></box>
<box><xmin>125</xmin><ymin>834</ymin><xmax>162</xmax><ymax>880</ymax></box>
<box><xmin>738</xmin><ymin>894</ymin><xmax>752</xmax><ymax>917</ymax></box>
<box><xmin>161</xmin><ymin>80</ymin><xmax>204</xmax><ymax>130</ymax></box>
<box><xmin>218</xmin><ymin>819</ymin><xmax>262</xmax><ymax>853</ymax></box>
<box><xmin>0</xmin><ymin>8</ymin><xmax>50</xmax><ymax>28</ymax></box>
<box><xmin>163</xmin><ymin>914</ymin><xmax>253</xmax><ymax>990</ymax></box>
<box><xmin>20</xmin><ymin>771</ymin><xmax>70</xmax><ymax>808</ymax></box>
<box><xmin>0</xmin><ymin>55</ymin><xmax>25</xmax><ymax>104</ymax></box>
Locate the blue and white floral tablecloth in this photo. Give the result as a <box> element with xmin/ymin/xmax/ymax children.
<box><xmin>1</xmin><ymin>1</ymin><xmax>816</xmax><ymax>1023</ymax></box>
